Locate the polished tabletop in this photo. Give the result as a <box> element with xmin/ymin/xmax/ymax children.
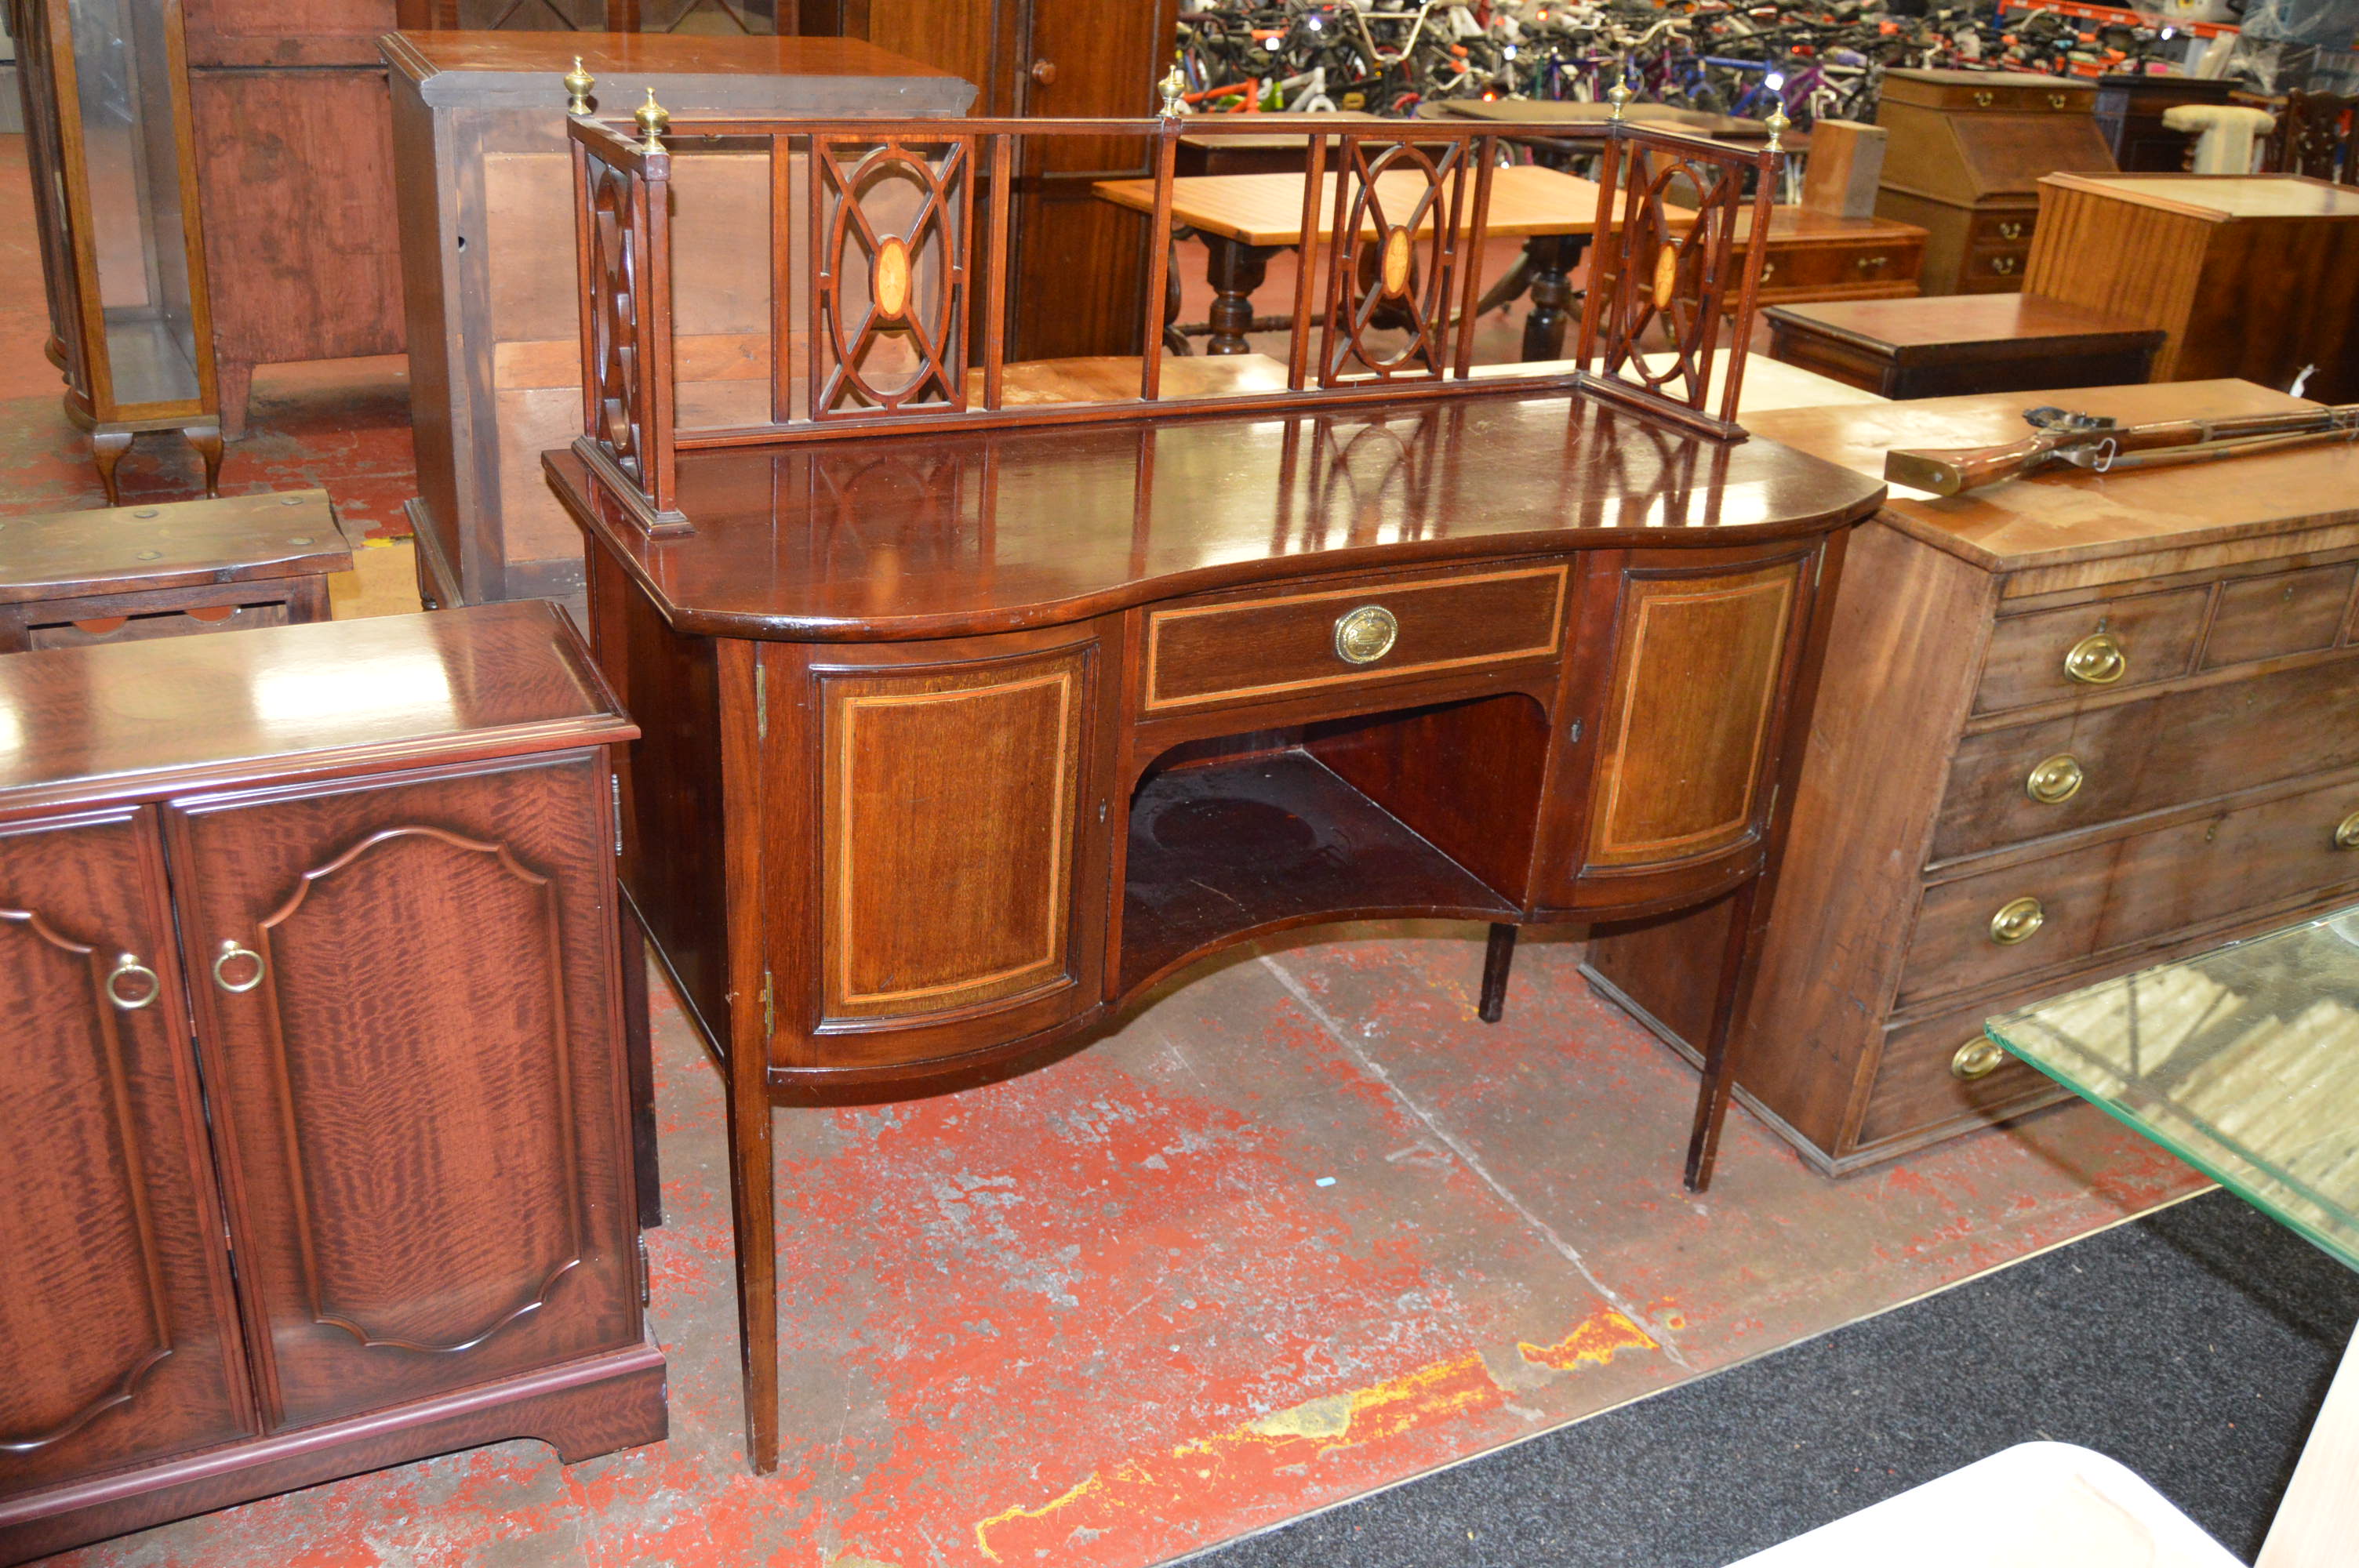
<box><xmin>0</xmin><ymin>490</ymin><xmax>351</xmax><ymax>604</ymax></box>
<box><xmin>0</xmin><ymin>602</ymin><xmax>630</xmax><ymax>817</ymax></box>
<box><xmin>1092</xmin><ymin>165</ymin><xmax>1656</xmax><ymax>248</ymax></box>
<box><xmin>547</xmin><ymin>388</ymin><xmax>1885</xmax><ymax>641</ymax></box>
<box><xmin>1988</xmin><ymin>905</ymin><xmax>2359</xmax><ymax>1272</ymax></box>
<box><xmin>1764</xmin><ymin>292</ymin><xmax>2165</xmax><ymax>353</ymax></box>
<box><xmin>1747</xmin><ymin>379</ymin><xmax>2355</xmax><ymax>573</ymax></box>
<box><xmin>2047</xmin><ymin>172</ymin><xmax>2359</xmax><ymax>221</ymax></box>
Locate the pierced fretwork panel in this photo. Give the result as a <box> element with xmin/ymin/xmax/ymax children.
<box><xmin>1320</xmin><ymin>137</ymin><xmax>1472</xmax><ymax>387</ymax></box>
<box><xmin>583</xmin><ymin>152</ymin><xmax>650</xmax><ymax>485</ymax></box>
<box><xmin>1577</xmin><ymin>124</ymin><xmax>1778</xmax><ymax>437</ymax></box>
<box><xmin>811</xmin><ymin>136</ymin><xmax>974</xmax><ymax>420</ymax></box>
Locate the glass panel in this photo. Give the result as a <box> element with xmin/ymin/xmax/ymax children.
<box><xmin>67</xmin><ymin>0</ymin><xmax>199</xmax><ymax>407</ymax></box>
<box><xmin>1986</xmin><ymin>906</ymin><xmax>2359</xmax><ymax>1274</ymax></box>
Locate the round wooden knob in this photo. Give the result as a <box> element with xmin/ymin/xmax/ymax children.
<box><xmin>2063</xmin><ymin>631</ymin><xmax>2126</xmax><ymax>686</ymax></box>
<box><xmin>1030</xmin><ymin>58</ymin><xmax>1058</xmax><ymax>86</ymax></box>
<box><xmin>2025</xmin><ymin>753</ymin><xmax>2085</xmax><ymax>805</ymax></box>
<box><xmin>1989</xmin><ymin>896</ymin><xmax>2046</xmax><ymax>946</ymax></box>
<box><xmin>1333</xmin><ymin>605</ymin><xmax>1399</xmax><ymax>665</ymax></box>
<box><xmin>1951</xmin><ymin>1037</ymin><xmax>2008</xmax><ymax>1080</ymax></box>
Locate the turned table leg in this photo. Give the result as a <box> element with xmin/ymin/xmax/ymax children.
<box><xmin>1478</xmin><ymin>923</ymin><xmax>1518</xmax><ymax>1023</ymax></box>
<box><xmin>1520</xmin><ymin>233</ymin><xmax>1591</xmax><ymax>363</ymax></box>
<box><xmin>1202</xmin><ymin>235</ymin><xmax>1276</xmax><ymax>355</ymax></box>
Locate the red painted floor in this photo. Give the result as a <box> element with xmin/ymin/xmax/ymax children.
<box><xmin>3</xmin><ymin>128</ymin><xmax>2206</xmax><ymax>1568</ymax></box>
<box><xmin>38</xmin><ymin>929</ymin><xmax>2202</xmax><ymax>1568</ymax></box>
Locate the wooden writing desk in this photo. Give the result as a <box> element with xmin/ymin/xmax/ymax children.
<box><xmin>1093</xmin><ymin>165</ymin><xmax>1657</xmax><ymax>358</ymax></box>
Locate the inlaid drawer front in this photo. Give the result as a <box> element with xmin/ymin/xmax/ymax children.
<box><xmin>1587</xmin><ymin>559</ymin><xmax>1800</xmax><ymax>869</ymax></box>
<box><xmin>1899</xmin><ymin>776</ymin><xmax>2359</xmax><ymax>1008</ymax></box>
<box><xmin>1936</xmin><ymin>655</ymin><xmax>2359</xmax><ymax>861</ymax></box>
<box><xmin>1141</xmin><ymin>563</ymin><xmax>1568</xmax><ymax>712</ymax></box>
<box><xmin>1972</xmin><ymin>586</ymin><xmax>2208</xmax><ymax>714</ymax></box>
<box><xmin>2201</xmin><ymin>562</ymin><xmax>2358</xmax><ymax>670</ymax></box>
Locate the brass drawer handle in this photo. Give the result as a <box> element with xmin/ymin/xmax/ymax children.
<box><xmin>105</xmin><ymin>953</ymin><xmax>160</xmax><ymax>1011</ymax></box>
<box><xmin>2063</xmin><ymin>630</ymin><xmax>2126</xmax><ymax>685</ymax></box>
<box><xmin>1333</xmin><ymin>604</ymin><xmax>1399</xmax><ymax>665</ymax></box>
<box><xmin>1761</xmin><ymin>258</ymin><xmax>1776</xmax><ymax>282</ymax></box>
<box><xmin>1990</xmin><ymin>896</ymin><xmax>2045</xmax><ymax>946</ymax></box>
<box><xmin>1952</xmin><ymin>1036</ymin><xmax>2008</xmax><ymax>1080</ymax></box>
<box><xmin>2025</xmin><ymin>753</ymin><xmax>2085</xmax><ymax>804</ymax></box>
<box><xmin>2048</xmin><ymin>93</ymin><xmax>2069</xmax><ymax>109</ymax></box>
<box><xmin>1992</xmin><ymin>256</ymin><xmax>2019</xmax><ymax>277</ymax></box>
<box><xmin>1974</xmin><ymin>89</ymin><xmax>1994</xmax><ymax>107</ymax></box>
<box><xmin>1854</xmin><ymin>254</ymin><xmax>1888</xmax><ymax>272</ymax></box>
<box><xmin>1999</xmin><ymin>220</ymin><xmax>2025</xmax><ymax>241</ymax></box>
<box><xmin>213</xmin><ymin>939</ymin><xmax>266</xmax><ymax>994</ymax></box>
<box><xmin>2336</xmin><ymin>811</ymin><xmax>2359</xmax><ymax>850</ymax></box>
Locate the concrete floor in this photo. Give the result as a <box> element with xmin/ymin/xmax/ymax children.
<box><xmin>0</xmin><ymin>131</ymin><xmax>2210</xmax><ymax>1568</ymax></box>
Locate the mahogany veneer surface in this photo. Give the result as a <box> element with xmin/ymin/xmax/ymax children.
<box><xmin>0</xmin><ymin>491</ymin><xmax>351</xmax><ymax>605</ymax></box>
<box><xmin>554</xmin><ymin>392</ymin><xmax>1885</xmax><ymax>640</ymax></box>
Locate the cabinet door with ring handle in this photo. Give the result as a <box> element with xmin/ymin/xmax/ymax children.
<box><xmin>0</xmin><ymin>809</ymin><xmax>257</xmax><ymax>1486</ymax></box>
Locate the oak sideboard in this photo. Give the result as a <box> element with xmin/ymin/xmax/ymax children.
<box><xmin>0</xmin><ymin>604</ymin><xmax>664</xmax><ymax>1563</ymax></box>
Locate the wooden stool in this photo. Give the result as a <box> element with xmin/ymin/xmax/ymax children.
<box><xmin>1764</xmin><ymin>293</ymin><xmax>2165</xmax><ymax>400</ymax></box>
<box><xmin>0</xmin><ymin>488</ymin><xmax>354</xmax><ymax>653</ymax></box>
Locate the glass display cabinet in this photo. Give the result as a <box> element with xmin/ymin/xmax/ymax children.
<box><xmin>9</xmin><ymin>0</ymin><xmax>222</xmax><ymax>500</ymax></box>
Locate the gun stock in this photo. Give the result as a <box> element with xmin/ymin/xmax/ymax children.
<box><xmin>1884</xmin><ymin>435</ymin><xmax>2055</xmax><ymax>497</ymax></box>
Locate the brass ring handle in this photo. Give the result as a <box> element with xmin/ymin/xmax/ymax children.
<box><xmin>1992</xmin><ymin>256</ymin><xmax>2018</xmax><ymax>276</ymax></box>
<box><xmin>105</xmin><ymin>953</ymin><xmax>159</xmax><ymax>1011</ymax></box>
<box><xmin>2025</xmin><ymin>753</ymin><xmax>2085</xmax><ymax>805</ymax></box>
<box><xmin>1974</xmin><ymin>89</ymin><xmax>1994</xmax><ymax>107</ymax></box>
<box><xmin>1990</xmin><ymin>896</ymin><xmax>2046</xmax><ymax>946</ymax></box>
<box><xmin>1999</xmin><ymin>221</ymin><xmax>2025</xmax><ymax>241</ymax></box>
<box><xmin>1333</xmin><ymin>604</ymin><xmax>1400</xmax><ymax>666</ymax></box>
<box><xmin>2335</xmin><ymin>811</ymin><xmax>2359</xmax><ymax>850</ymax></box>
<box><xmin>1951</xmin><ymin>1037</ymin><xmax>2008</xmax><ymax>1080</ymax></box>
<box><xmin>2063</xmin><ymin>630</ymin><xmax>2127</xmax><ymax>685</ymax></box>
<box><xmin>213</xmin><ymin>939</ymin><xmax>266</xmax><ymax>994</ymax></box>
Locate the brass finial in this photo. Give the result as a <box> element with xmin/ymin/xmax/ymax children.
<box><xmin>634</xmin><ymin>87</ymin><xmax>671</xmax><ymax>154</ymax></box>
<box><xmin>1763</xmin><ymin>103</ymin><xmax>1790</xmax><ymax>154</ymax></box>
<box><xmin>1607</xmin><ymin>78</ymin><xmax>1633</xmax><ymax>122</ymax></box>
<box><xmin>1159</xmin><ymin>65</ymin><xmax>1187</xmax><ymax>118</ymax></box>
<box><xmin>563</xmin><ymin>56</ymin><xmax>594</xmax><ymax>115</ymax></box>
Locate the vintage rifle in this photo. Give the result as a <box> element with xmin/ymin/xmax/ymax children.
<box><xmin>1885</xmin><ymin>402</ymin><xmax>2359</xmax><ymax>497</ymax></box>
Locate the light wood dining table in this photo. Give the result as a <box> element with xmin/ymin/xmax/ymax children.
<box><xmin>1094</xmin><ymin>164</ymin><xmax>1681</xmax><ymax>360</ymax></box>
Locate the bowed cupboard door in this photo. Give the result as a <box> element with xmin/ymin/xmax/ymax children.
<box><xmin>162</xmin><ymin>753</ymin><xmax>644</xmax><ymax>1433</ymax></box>
<box><xmin>0</xmin><ymin>808</ymin><xmax>257</xmax><ymax>1500</ymax></box>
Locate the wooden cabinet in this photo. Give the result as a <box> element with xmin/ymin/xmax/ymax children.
<box><xmin>1874</xmin><ymin>68</ymin><xmax>2114</xmax><ymax>297</ymax></box>
<box><xmin>1736</xmin><ymin>209</ymin><xmax>1927</xmax><ymax>309</ymax></box>
<box><xmin>1764</xmin><ymin>293</ymin><xmax>2165</xmax><ymax>401</ymax></box>
<box><xmin>2024</xmin><ymin>173</ymin><xmax>2359</xmax><ymax>404</ymax></box>
<box><xmin>383</xmin><ymin>31</ymin><xmax>972</xmax><ymax>614</ymax></box>
<box><xmin>809</xmin><ymin>0</ymin><xmax>1181</xmax><ymax>360</ymax></box>
<box><xmin>2091</xmin><ymin>73</ymin><xmax>2237</xmax><ymax>172</ymax></box>
<box><xmin>1589</xmin><ymin>380</ymin><xmax>2359</xmax><ymax>1174</ymax></box>
<box><xmin>0</xmin><ymin>604</ymin><xmax>663</xmax><ymax>1565</ymax></box>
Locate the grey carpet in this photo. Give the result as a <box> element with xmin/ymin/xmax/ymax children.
<box><xmin>1187</xmin><ymin>1188</ymin><xmax>2359</xmax><ymax>1567</ymax></box>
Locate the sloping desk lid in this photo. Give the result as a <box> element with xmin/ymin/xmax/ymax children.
<box><xmin>1747</xmin><ymin>379</ymin><xmax>2359</xmax><ymax>576</ymax></box>
<box><xmin>0</xmin><ymin>601</ymin><xmax>632</xmax><ymax>818</ymax></box>
<box><xmin>546</xmin><ymin>389</ymin><xmax>1889</xmax><ymax>642</ymax></box>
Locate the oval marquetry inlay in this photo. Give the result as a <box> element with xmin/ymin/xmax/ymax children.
<box><xmin>1651</xmin><ymin>243</ymin><xmax>1679</xmax><ymax>310</ymax></box>
<box><xmin>874</xmin><ymin>236</ymin><xmax>912</xmax><ymax>321</ymax></box>
<box><xmin>1379</xmin><ymin>227</ymin><xmax>1412</xmax><ymax>297</ymax></box>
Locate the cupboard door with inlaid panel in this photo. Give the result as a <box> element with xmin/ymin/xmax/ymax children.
<box><xmin>0</xmin><ymin>809</ymin><xmax>256</xmax><ymax>1499</ymax></box>
<box><xmin>162</xmin><ymin>754</ymin><xmax>642</xmax><ymax>1433</ymax></box>
<box><xmin>805</xmin><ymin>639</ymin><xmax>1103</xmax><ymax>1066</ymax></box>
<box><xmin>1583</xmin><ymin>554</ymin><xmax>1811</xmax><ymax>877</ymax></box>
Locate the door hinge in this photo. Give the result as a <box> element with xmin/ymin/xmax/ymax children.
<box><xmin>636</xmin><ymin>1234</ymin><xmax>652</xmax><ymax>1307</ymax></box>
<box><xmin>1566</xmin><ymin>717</ymin><xmax>1584</xmax><ymax>745</ymax></box>
<box><xmin>761</xmin><ymin>968</ymin><xmax>775</xmax><ymax>1038</ymax></box>
<box><xmin>754</xmin><ymin>660</ymin><xmax>768</xmax><ymax>742</ymax></box>
<box><xmin>610</xmin><ymin>773</ymin><xmax>624</xmax><ymax>855</ymax></box>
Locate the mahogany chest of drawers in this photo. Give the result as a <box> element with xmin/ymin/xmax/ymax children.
<box><xmin>1874</xmin><ymin>68</ymin><xmax>2114</xmax><ymax>296</ymax></box>
<box><xmin>1589</xmin><ymin>379</ymin><xmax>2359</xmax><ymax>1172</ymax></box>
<box><xmin>0</xmin><ymin>604</ymin><xmax>663</xmax><ymax>1562</ymax></box>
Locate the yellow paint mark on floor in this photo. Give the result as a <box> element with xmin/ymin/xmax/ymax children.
<box><xmin>1516</xmin><ymin>1307</ymin><xmax>1659</xmax><ymax>1372</ymax></box>
<box><xmin>974</xmin><ymin>1469</ymin><xmax>1110</xmax><ymax>1561</ymax></box>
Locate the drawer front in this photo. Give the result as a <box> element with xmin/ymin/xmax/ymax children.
<box><xmin>1968</xmin><ymin>210</ymin><xmax>2037</xmax><ymax>247</ymax></box>
<box><xmin>1936</xmin><ymin>655</ymin><xmax>2359</xmax><ymax>861</ymax></box>
<box><xmin>1888</xmin><ymin>80</ymin><xmax>2092</xmax><ymax>114</ymax></box>
<box><xmin>1959</xmin><ymin>244</ymin><xmax>2030</xmax><ymax>289</ymax></box>
<box><xmin>1854</xmin><ymin>993</ymin><xmax>2073</xmax><ymax>1152</ymax></box>
<box><xmin>24</xmin><ymin>600</ymin><xmax>292</xmax><ymax>650</ymax></box>
<box><xmin>1142</xmin><ymin>563</ymin><xmax>1568</xmax><ymax>712</ymax></box>
<box><xmin>1899</xmin><ymin>775</ymin><xmax>2359</xmax><ymax>1008</ymax></box>
<box><xmin>1973</xmin><ymin>586</ymin><xmax>2208</xmax><ymax>715</ymax></box>
<box><xmin>2201</xmin><ymin>561</ymin><xmax>2358</xmax><ymax>670</ymax></box>
<box><xmin>1758</xmin><ymin>240</ymin><xmax>1922</xmax><ymax>292</ymax></box>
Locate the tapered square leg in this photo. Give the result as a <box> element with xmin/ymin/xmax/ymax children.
<box><xmin>1478</xmin><ymin>922</ymin><xmax>1518</xmax><ymax>1024</ymax></box>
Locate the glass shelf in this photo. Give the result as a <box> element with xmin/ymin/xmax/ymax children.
<box><xmin>1986</xmin><ymin>906</ymin><xmax>2359</xmax><ymax>1275</ymax></box>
